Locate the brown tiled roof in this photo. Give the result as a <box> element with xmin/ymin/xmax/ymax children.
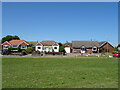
<box><xmin>53</xmin><ymin>43</ymin><xmax>59</xmax><ymax>46</ymax></box>
<box><xmin>9</xmin><ymin>40</ymin><xmax>29</xmax><ymax>45</ymax></box>
<box><xmin>63</xmin><ymin>43</ymin><xmax>72</xmax><ymax>47</ymax></box>
<box><xmin>9</xmin><ymin>40</ymin><xmax>24</xmax><ymax>45</ymax></box>
<box><xmin>27</xmin><ymin>41</ymin><xmax>37</xmax><ymax>46</ymax></box>
<box><xmin>40</xmin><ymin>41</ymin><xmax>55</xmax><ymax>46</ymax></box>
<box><xmin>72</xmin><ymin>41</ymin><xmax>99</xmax><ymax>48</ymax></box>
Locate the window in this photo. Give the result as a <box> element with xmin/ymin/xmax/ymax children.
<box><xmin>93</xmin><ymin>48</ymin><xmax>96</xmax><ymax>50</ymax></box>
<box><xmin>92</xmin><ymin>46</ymin><xmax>97</xmax><ymax>51</ymax></box>
<box><xmin>12</xmin><ymin>45</ymin><xmax>18</xmax><ymax>48</ymax></box>
<box><xmin>3</xmin><ymin>45</ymin><xmax>9</xmax><ymax>49</ymax></box>
<box><xmin>38</xmin><ymin>47</ymin><xmax>41</xmax><ymax>49</ymax></box>
<box><xmin>81</xmin><ymin>46</ymin><xmax>85</xmax><ymax>51</ymax></box>
<box><xmin>21</xmin><ymin>46</ymin><xmax>27</xmax><ymax>49</ymax></box>
<box><xmin>54</xmin><ymin>47</ymin><xmax>57</xmax><ymax>49</ymax></box>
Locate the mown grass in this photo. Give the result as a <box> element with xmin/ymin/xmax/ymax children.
<box><xmin>2</xmin><ymin>58</ymin><xmax>118</xmax><ymax>88</ymax></box>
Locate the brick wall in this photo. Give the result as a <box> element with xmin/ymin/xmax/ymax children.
<box><xmin>99</xmin><ymin>43</ymin><xmax>114</xmax><ymax>53</ymax></box>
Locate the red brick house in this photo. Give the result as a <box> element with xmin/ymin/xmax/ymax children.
<box><xmin>1</xmin><ymin>40</ymin><xmax>30</xmax><ymax>50</ymax></box>
<box><xmin>99</xmin><ymin>41</ymin><xmax>114</xmax><ymax>53</ymax></box>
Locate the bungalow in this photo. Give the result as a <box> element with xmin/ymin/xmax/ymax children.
<box><xmin>65</xmin><ymin>41</ymin><xmax>114</xmax><ymax>54</ymax></box>
<box><xmin>35</xmin><ymin>41</ymin><xmax>59</xmax><ymax>52</ymax></box>
<box><xmin>72</xmin><ymin>41</ymin><xmax>99</xmax><ymax>53</ymax></box>
<box><xmin>1</xmin><ymin>40</ymin><xmax>30</xmax><ymax>50</ymax></box>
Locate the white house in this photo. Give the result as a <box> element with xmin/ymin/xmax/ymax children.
<box><xmin>63</xmin><ymin>42</ymin><xmax>72</xmax><ymax>53</ymax></box>
<box><xmin>35</xmin><ymin>41</ymin><xmax>59</xmax><ymax>52</ymax></box>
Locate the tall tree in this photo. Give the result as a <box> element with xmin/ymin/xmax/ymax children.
<box><xmin>2</xmin><ymin>35</ymin><xmax>20</xmax><ymax>43</ymax></box>
<box><xmin>58</xmin><ymin>42</ymin><xmax>65</xmax><ymax>52</ymax></box>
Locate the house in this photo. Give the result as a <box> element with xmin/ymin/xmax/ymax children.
<box><xmin>70</xmin><ymin>41</ymin><xmax>114</xmax><ymax>54</ymax></box>
<box><xmin>63</xmin><ymin>42</ymin><xmax>72</xmax><ymax>53</ymax></box>
<box><xmin>99</xmin><ymin>41</ymin><xmax>114</xmax><ymax>53</ymax></box>
<box><xmin>72</xmin><ymin>41</ymin><xmax>99</xmax><ymax>53</ymax></box>
<box><xmin>35</xmin><ymin>41</ymin><xmax>59</xmax><ymax>52</ymax></box>
<box><xmin>1</xmin><ymin>40</ymin><xmax>30</xmax><ymax>50</ymax></box>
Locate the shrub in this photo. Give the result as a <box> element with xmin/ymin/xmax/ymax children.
<box><xmin>112</xmin><ymin>51</ymin><xmax>118</xmax><ymax>54</ymax></box>
<box><xmin>8</xmin><ymin>47</ymin><xmax>22</xmax><ymax>52</ymax></box>
<box><xmin>25</xmin><ymin>47</ymin><xmax>33</xmax><ymax>54</ymax></box>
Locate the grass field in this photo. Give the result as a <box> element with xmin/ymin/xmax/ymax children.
<box><xmin>2</xmin><ymin>58</ymin><xmax>118</xmax><ymax>88</ymax></box>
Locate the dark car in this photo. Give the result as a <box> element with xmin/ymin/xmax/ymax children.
<box><xmin>1</xmin><ymin>50</ymin><xmax>10</xmax><ymax>55</ymax></box>
<box><xmin>113</xmin><ymin>53</ymin><xmax>120</xmax><ymax>58</ymax></box>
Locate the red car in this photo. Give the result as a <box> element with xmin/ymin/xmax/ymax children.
<box><xmin>113</xmin><ymin>53</ymin><xmax>120</xmax><ymax>58</ymax></box>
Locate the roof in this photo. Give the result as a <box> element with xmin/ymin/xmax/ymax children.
<box><xmin>63</xmin><ymin>43</ymin><xmax>72</xmax><ymax>47</ymax></box>
<box><xmin>40</xmin><ymin>41</ymin><xmax>55</xmax><ymax>46</ymax></box>
<box><xmin>98</xmin><ymin>41</ymin><xmax>107</xmax><ymax>46</ymax></box>
<box><xmin>27</xmin><ymin>41</ymin><xmax>37</xmax><ymax>46</ymax></box>
<box><xmin>72</xmin><ymin>41</ymin><xmax>99</xmax><ymax>48</ymax></box>
<box><xmin>118</xmin><ymin>44</ymin><xmax>120</xmax><ymax>47</ymax></box>
<box><xmin>9</xmin><ymin>40</ymin><xmax>29</xmax><ymax>45</ymax></box>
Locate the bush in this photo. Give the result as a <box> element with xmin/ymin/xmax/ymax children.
<box><xmin>25</xmin><ymin>47</ymin><xmax>33</xmax><ymax>54</ymax></box>
<box><xmin>112</xmin><ymin>51</ymin><xmax>118</xmax><ymax>54</ymax></box>
<box><xmin>8</xmin><ymin>47</ymin><xmax>22</xmax><ymax>52</ymax></box>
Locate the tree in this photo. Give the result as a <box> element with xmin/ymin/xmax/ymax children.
<box><xmin>59</xmin><ymin>46</ymin><xmax>65</xmax><ymax>52</ymax></box>
<box><xmin>2</xmin><ymin>35</ymin><xmax>20</xmax><ymax>43</ymax></box>
<box><xmin>58</xmin><ymin>42</ymin><xmax>62</xmax><ymax>46</ymax></box>
<box><xmin>58</xmin><ymin>42</ymin><xmax>65</xmax><ymax>52</ymax></box>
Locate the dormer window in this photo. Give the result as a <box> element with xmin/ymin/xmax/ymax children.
<box><xmin>3</xmin><ymin>45</ymin><xmax>9</xmax><ymax>49</ymax></box>
<box><xmin>54</xmin><ymin>47</ymin><xmax>57</xmax><ymax>49</ymax></box>
<box><xmin>81</xmin><ymin>46</ymin><xmax>85</xmax><ymax>51</ymax></box>
<box><xmin>92</xmin><ymin>46</ymin><xmax>97</xmax><ymax>51</ymax></box>
<box><xmin>38</xmin><ymin>47</ymin><xmax>41</xmax><ymax>49</ymax></box>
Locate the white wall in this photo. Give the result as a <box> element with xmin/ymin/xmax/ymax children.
<box><xmin>65</xmin><ymin>47</ymin><xmax>70</xmax><ymax>53</ymax></box>
<box><xmin>52</xmin><ymin>46</ymin><xmax>59</xmax><ymax>52</ymax></box>
<box><xmin>36</xmin><ymin>45</ymin><xmax>59</xmax><ymax>52</ymax></box>
<box><xmin>43</xmin><ymin>46</ymin><xmax>53</xmax><ymax>52</ymax></box>
<box><xmin>36</xmin><ymin>46</ymin><xmax>43</xmax><ymax>52</ymax></box>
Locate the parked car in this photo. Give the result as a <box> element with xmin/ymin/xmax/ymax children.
<box><xmin>1</xmin><ymin>50</ymin><xmax>10</xmax><ymax>55</ymax></box>
<box><xmin>113</xmin><ymin>53</ymin><xmax>120</xmax><ymax>58</ymax></box>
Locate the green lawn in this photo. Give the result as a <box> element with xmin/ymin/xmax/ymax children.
<box><xmin>2</xmin><ymin>58</ymin><xmax>118</xmax><ymax>88</ymax></box>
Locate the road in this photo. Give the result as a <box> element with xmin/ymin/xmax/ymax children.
<box><xmin>1</xmin><ymin>55</ymin><xmax>110</xmax><ymax>58</ymax></box>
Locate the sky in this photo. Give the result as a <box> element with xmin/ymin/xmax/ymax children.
<box><xmin>2</xmin><ymin>2</ymin><xmax>118</xmax><ymax>46</ymax></box>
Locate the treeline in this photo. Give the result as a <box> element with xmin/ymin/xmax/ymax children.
<box><xmin>2</xmin><ymin>35</ymin><xmax>20</xmax><ymax>43</ymax></box>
